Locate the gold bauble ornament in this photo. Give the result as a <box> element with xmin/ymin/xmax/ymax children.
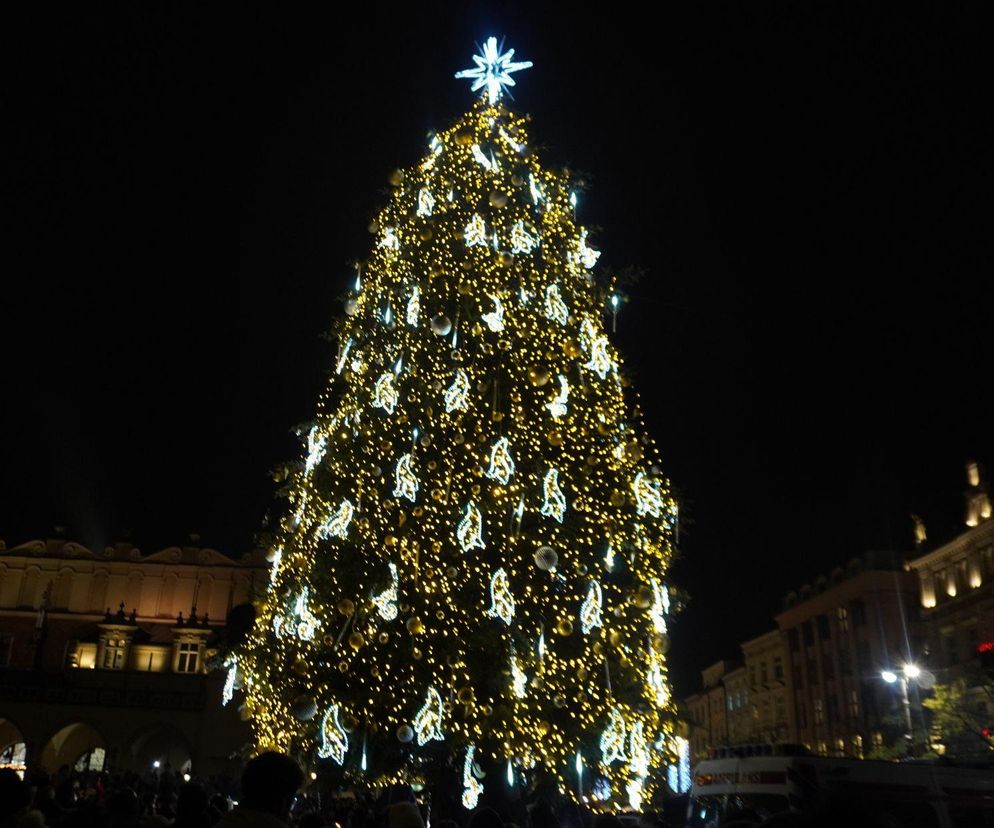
<box><xmin>348</xmin><ymin>632</ymin><xmax>365</xmax><ymax>651</ymax></box>
<box><xmin>412</xmin><ymin>647</ymin><xmax>423</xmax><ymax>660</ymax></box>
<box><xmin>480</xmin><ymin>704</ymin><xmax>494</xmax><ymax>716</ymax></box>
<box><xmin>537</xmin><ymin>721</ymin><xmax>550</xmax><ymax>736</ymax></box>
<box><xmin>553</xmin><ymin>694</ymin><xmax>566</xmax><ymax>709</ymax></box>
<box><xmin>378</xmin><ymin>632</ymin><xmax>390</xmax><ymax>644</ymax></box>
<box><xmin>436</xmin><ymin>610</ymin><xmax>445</xmax><ymax>620</ymax></box>
<box><xmin>498</xmin><ymin>252</ymin><xmax>513</xmax><ymax>267</ymax></box>
<box><xmin>292</xmin><ymin>656</ymin><xmax>308</xmax><ymax>676</ymax></box>
<box><xmin>528</xmin><ymin>368</ymin><xmax>551</xmax><ymax>387</ymax></box>
<box><xmin>419</xmin><ymin>228</ymin><xmax>433</xmax><ymax>241</ymax></box>
<box><xmin>563</xmin><ymin>339</ymin><xmax>581</xmax><ymax>358</ymax></box>
<box><xmin>555</xmin><ymin>617</ymin><xmax>574</xmax><ymax>637</ymax></box>
<box><xmin>323</xmin><ymin>633</ymin><xmax>334</xmax><ymax>646</ymax></box>
<box><xmin>655</xmin><ymin>634</ymin><xmax>671</xmax><ymax>655</ymax></box>
<box><xmin>635</xmin><ymin>585</ymin><xmax>654</xmax><ymax>609</ymax></box>
<box><xmin>399</xmin><ymin>602</ymin><xmax>411</xmax><ymax>613</ymax></box>
<box><xmin>592</xmin><ymin>642</ymin><xmax>604</xmax><ymax>656</ymax></box>
<box><xmin>238</xmin><ymin>704</ymin><xmax>253</xmax><ymax>722</ymax></box>
<box><xmin>455</xmin><ymin>129</ymin><xmax>473</xmax><ymax>146</ymax></box>
<box><xmin>338</xmin><ymin>599</ymin><xmax>356</xmax><ymax>616</ymax></box>
<box><xmin>547</xmin><ymin>429</ymin><xmax>564</xmax><ymax>446</ymax></box>
<box><xmin>384</xmin><ymin>535</ymin><xmax>398</xmax><ymax>546</ymax></box>
<box><xmin>446</xmin><ymin>653</ymin><xmax>461</xmax><ymax>667</ymax></box>
<box><xmin>471</xmin><ymin>322</ymin><xmax>483</xmax><ymax>336</ymax></box>
<box><xmin>489</xmin><ymin>191</ymin><xmax>508</xmax><ymax>208</ymax></box>
<box><xmin>388</xmin><ymin>169</ymin><xmax>405</xmax><ymax>187</ymax></box>
<box><xmin>577</xmin><ymin>667</ymin><xmax>589</xmax><ymax>682</ymax></box>
<box><xmin>337</xmin><ymin>660</ymin><xmax>348</xmax><ymax>673</ymax></box>
<box><xmin>609</xmin><ymin>490</ymin><xmax>626</xmax><ymax>507</ymax></box>
<box><xmin>457</xmin><ymin>686</ymin><xmax>475</xmax><ymax>704</ymax></box>
<box><xmin>609</xmin><ymin>630</ymin><xmax>622</xmax><ymax>648</ymax></box>
<box><xmin>406</xmin><ymin>616</ymin><xmax>425</xmax><ymax>634</ymax></box>
<box><xmin>597</xmin><ymin>422</ymin><xmax>613</xmax><ymax>436</ymax></box>
<box><xmin>371</xmin><ymin>666</ymin><xmax>381</xmax><ymax>678</ymax></box>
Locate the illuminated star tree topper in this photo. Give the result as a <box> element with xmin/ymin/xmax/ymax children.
<box><xmin>455</xmin><ymin>37</ymin><xmax>533</xmax><ymax>104</ymax></box>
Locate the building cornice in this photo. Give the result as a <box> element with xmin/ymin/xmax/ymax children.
<box><xmin>907</xmin><ymin>520</ymin><xmax>994</xmax><ymax>571</ymax></box>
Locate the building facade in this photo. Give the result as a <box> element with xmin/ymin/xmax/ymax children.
<box><xmin>0</xmin><ymin>536</ymin><xmax>267</xmax><ymax>777</ymax></box>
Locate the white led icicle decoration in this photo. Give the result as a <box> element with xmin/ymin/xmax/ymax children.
<box><xmin>511</xmin><ymin>649</ymin><xmax>527</xmax><ymax>698</ymax></box>
<box><xmin>413</xmin><ymin>687</ymin><xmax>445</xmax><ymax>746</ymax></box>
<box><xmin>487</xmin><ymin>568</ymin><xmax>514</xmax><ymax>624</ymax></box>
<box><xmin>580</xmin><ymin>580</ymin><xmax>603</xmax><ymax>634</ymax></box>
<box><xmin>457</xmin><ymin>501</ymin><xmax>485</xmax><ymax>551</ymax></box>
<box><xmin>372</xmin><ymin>372</ymin><xmax>399</xmax><ymax>415</ymax></box>
<box><xmin>393</xmin><ymin>453</ymin><xmax>419</xmax><ymax>502</ymax></box>
<box><xmin>445</xmin><ymin>369</ymin><xmax>470</xmax><ymax>412</ymax></box>
<box><xmin>633</xmin><ymin>471</ymin><xmax>664</xmax><ymax>518</ymax></box>
<box><xmin>294</xmin><ymin>587</ymin><xmax>319</xmax><ymax>641</ymax></box>
<box><xmin>485</xmin><ymin>436</ymin><xmax>515</xmax><ymax>485</ymax></box>
<box><xmin>319</xmin><ymin>499</ymin><xmax>355</xmax><ymax>540</ymax></box>
<box><xmin>317</xmin><ymin>703</ymin><xmax>349</xmax><ymax>764</ymax></box>
<box><xmin>221</xmin><ymin>657</ymin><xmax>236</xmax><ymax>707</ymax></box>
<box><xmin>372</xmin><ymin>562</ymin><xmax>399</xmax><ymax>621</ymax></box>
<box><xmin>540</xmin><ymin>468</ymin><xmax>567</xmax><ymax>523</ymax></box>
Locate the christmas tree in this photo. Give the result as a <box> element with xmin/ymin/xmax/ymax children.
<box><xmin>230</xmin><ymin>39</ymin><xmax>680</xmax><ymax>811</ymax></box>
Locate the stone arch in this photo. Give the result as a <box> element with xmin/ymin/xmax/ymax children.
<box><xmin>18</xmin><ymin>565</ymin><xmax>42</xmax><ymax>609</ymax></box>
<box><xmin>0</xmin><ymin>717</ymin><xmax>27</xmax><ymax>774</ymax></box>
<box><xmin>126</xmin><ymin>721</ymin><xmax>193</xmax><ymax>773</ymax></box>
<box><xmin>39</xmin><ymin>721</ymin><xmax>106</xmax><ymax>773</ymax></box>
<box><xmin>86</xmin><ymin>569</ymin><xmax>109</xmax><ymax>613</ymax></box>
<box><xmin>53</xmin><ymin>567</ymin><xmax>75</xmax><ymax>610</ymax></box>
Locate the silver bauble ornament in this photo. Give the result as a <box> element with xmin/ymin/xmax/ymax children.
<box><xmin>431</xmin><ymin>315</ymin><xmax>452</xmax><ymax>336</ymax></box>
<box><xmin>291</xmin><ymin>695</ymin><xmax>318</xmax><ymax>722</ymax></box>
<box><xmin>397</xmin><ymin>724</ymin><xmax>415</xmax><ymax>743</ymax></box>
<box><xmin>345</xmin><ymin>298</ymin><xmax>359</xmax><ymax>316</ymax></box>
<box><xmin>534</xmin><ymin>546</ymin><xmax>558</xmax><ymax>571</ymax></box>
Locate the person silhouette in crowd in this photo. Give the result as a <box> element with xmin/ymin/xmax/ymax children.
<box><xmin>215</xmin><ymin>752</ymin><xmax>304</xmax><ymax>828</ymax></box>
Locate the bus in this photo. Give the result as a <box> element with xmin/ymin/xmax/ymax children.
<box><xmin>688</xmin><ymin>746</ymin><xmax>994</xmax><ymax>827</ymax></box>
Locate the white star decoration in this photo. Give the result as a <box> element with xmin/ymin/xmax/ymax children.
<box><xmin>455</xmin><ymin>37</ymin><xmax>533</xmax><ymax>104</ymax></box>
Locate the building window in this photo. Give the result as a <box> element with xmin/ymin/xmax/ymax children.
<box><xmin>827</xmin><ymin>694</ymin><xmax>839</xmax><ymax>722</ymax></box>
<box><xmin>103</xmin><ymin>639</ymin><xmax>125</xmax><ymax>670</ymax></box>
<box><xmin>807</xmin><ymin>660</ymin><xmax>818</xmax><ymax>686</ymax></box>
<box><xmin>853</xmin><ymin>734</ymin><xmax>864</xmax><ymax>758</ymax></box>
<box><xmin>837</xmin><ymin>606</ymin><xmax>849</xmax><ymax>634</ymax></box>
<box><xmin>176</xmin><ymin>642</ymin><xmax>201</xmax><ymax>674</ymax></box>
<box><xmin>834</xmin><ymin>737</ymin><xmax>845</xmax><ymax>757</ymax></box>
<box><xmin>817</xmin><ymin>741</ymin><xmax>828</xmax><ymax>756</ymax></box>
<box><xmin>872</xmin><ymin>732</ymin><xmax>883</xmax><ymax>749</ymax></box>
<box><xmin>775</xmin><ymin>694</ymin><xmax>786</xmax><ymax>723</ymax></box>
<box><xmin>760</xmin><ymin>661</ymin><xmax>768</xmax><ymax>685</ymax></box>
<box><xmin>749</xmin><ymin>666</ymin><xmax>756</xmax><ymax>689</ymax></box>
<box><xmin>822</xmin><ymin>655</ymin><xmax>835</xmax><ymax>680</ymax></box>
<box><xmin>802</xmin><ymin>622</ymin><xmax>814</xmax><ymax>647</ymax></box>
<box><xmin>773</xmin><ymin>656</ymin><xmax>784</xmax><ymax>681</ymax></box>
<box><xmin>814</xmin><ymin>698</ymin><xmax>824</xmax><ymax>726</ymax></box>
<box><xmin>851</xmin><ymin>600</ymin><xmax>866</xmax><ymax>627</ymax></box>
<box><xmin>849</xmin><ymin>689</ymin><xmax>860</xmax><ymax>719</ymax></box>
<box><xmin>798</xmin><ymin>703</ymin><xmax>807</xmax><ymax>729</ymax></box>
<box><xmin>838</xmin><ymin>648</ymin><xmax>852</xmax><ymax>676</ymax></box>
<box><xmin>788</xmin><ymin>628</ymin><xmax>800</xmax><ymax>651</ymax></box>
<box><xmin>0</xmin><ymin>634</ymin><xmax>13</xmax><ymax>667</ymax></box>
<box><xmin>817</xmin><ymin>614</ymin><xmax>831</xmax><ymax>641</ymax></box>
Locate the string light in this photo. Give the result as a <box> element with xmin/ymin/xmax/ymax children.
<box><xmin>544</xmin><ymin>284</ymin><xmax>569</xmax><ymax>325</ymax></box>
<box><xmin>457</xmin><ymin>501</ymin><xmax>485</xmax><ymax>551</ymax></box>
<box><xmin>633</xmin><ymin>472</ymin><xmax>664</xmax><ymax>518</ymax></box>
<box><xmin>600</xmin><ymin>708</ymin><xmax>627</xmax><ymax>765</ymax></box>
<box><xmin>305</xmin><ymin>427</ymin><xmax>328</xmax><ymax>475</ymax></box>
<box><xmin>580</xmin><ymin>581</ymin><xmax>603</xmax><ymax>634</ymax></box>
<box><xmin>393</xmin><ymin>453</ymin><xmax>419</xmax><ymax>502</ymax></box>
<box><xmin>464</xmin><ymin>214</ymin><xmax>488</xmax><ymax>247</ymax></box>
<box><xmin>511</xmin><ymin>650</ymin><xmax>527</xmax><ymax>698</ymax></box>
<box><xmin>222</xmin><ymin>658</ymin><xmax>236</xmax><ymax>707</ymax></box>
<box><xmin>318</xmin><ymin>500</ymin><xmax>354</xmax><ymax>540</ymax></box>
<box><xmin>487</xmin><ymin>568</ymin><xmax>515</xmax><ymax>624</ymax></box>
<box><xmin>485</xmin><ymin>436</ymin><xmax>515</xmax><ymax>485</ymax></box>
<box><xmin>317</xmin><ymin>704</ymin><xmax>349</xmax><ymax>764</ymax></box>
<box><xmin>445</xmin><ymin>369</ymin><xmax>470</xmax><ymax>412</ymax></box>
<box><xmin>417</xmin><ymin>189</ymin><xmax>435</xmax><ymax>217</ymax></box>
<box><xmin>540</xmin><ymin>468</ymin><xmax>567</xmax><ymax>522</ymax></box>
<box><xmin>481</xmin><ymin>295</ymin><xmax>505</xmax><ymax>332</ymax></box>
<box><xmin>372</xmin><ymin>563</ymin><xmax>399</xmax><ymax>621</ymax></box>
<box><xmin>294</xmin><ymin>588</ymin><xmax>319</xmax><ymax>641</ymax></box>
<box><xmin>649</xmin><ymin>577</ymin><xmax>667</xmax><ymax>634</ymax></box>
<box><xmin>413</xmin><ymin>687</ymin><xmax>446</xmax><ymax>745</ymax></box>
<box><xmin>546</xmin><ymin>375</ymin><xmax>569</xmax><ymax>419</ymax></box>
<box><xmin>406</xmin><ymin>286</ymin><xmax>421</xmax><ymax>326</ymax></box>
<box><xmin>462</xmin><ymin>745</ymin><xmax>484</xmax><ymax>809</ymax></box>
<box><xmin>372</xmin><ymin>372</ymin><xmax>399</xmax><ymax>414</ymax></box>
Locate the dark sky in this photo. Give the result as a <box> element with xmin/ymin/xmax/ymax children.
<box><xmin>3</xmin><ymin>4</ymin><xmax>991</xmax><ymax>696</ymax></box>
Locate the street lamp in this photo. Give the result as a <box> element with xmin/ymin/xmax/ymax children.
<box><xmin>881</xmin><ymin>663</ymin><xmax>921</xmax><ymax>755</ymax></box>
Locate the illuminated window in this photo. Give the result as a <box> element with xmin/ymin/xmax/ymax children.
<box><xmin>814</xmin><ymin>698</ymin><xmax>824</xmax><ymax>726</ymax></box>
<box><xmin>849</xmin><ymin>689</ymin><xmax>860</xmax><ymax>719</ymax></box>
<box><xmin>74</xmin><ymin>747</ymin><xmax>105</xmax><ymax>773</ymax></box>
<box><xmin>176</xmin><ymin>642</ymin><xmax>201</xmax><ymax>674</ymax></box>
<box><xmin>853</xmin><ymin>734</ymin><xmax>864</xmax><ymax>758</ymax></box>
<box><xmin>817</xmin><ymin>741</ymin><xmax>828</xmax><ymax>756</ymax></box>
<box><xmin>872</xmin><ymin>732</ymin><xmax>883</xmax><ymax>748</ymax></box>
<box><xmin>834</xmin><ymin>737</ymin><xmax>845</xmax><ymax>757</ymax></box>
<box><xmin>773</xmin><ymin>656</ymin><xmax>784</xmax><ymax>681</ymax></box>
<box><xmin>102</xmin><ymin>639</ymin><xmax>125</xmax><ymax>670</ymax></box>
<box><xmin>837</xmin><ymin>606</ymin><xmax>849</xmax><ymax>634</ymax></box>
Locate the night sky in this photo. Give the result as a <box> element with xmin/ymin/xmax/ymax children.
<box><xmin>4</xmin><ymin>5</ymin><xmax>991</xmax><ymax>696</ymax></box>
